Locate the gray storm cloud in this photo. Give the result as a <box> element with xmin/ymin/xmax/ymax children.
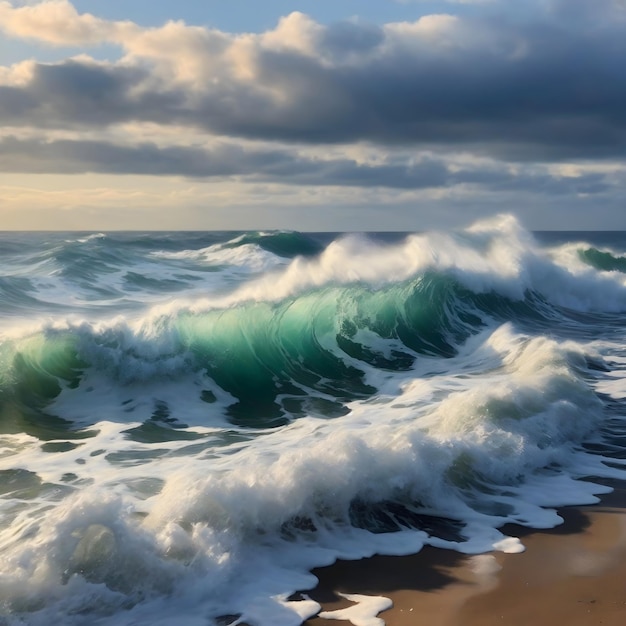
<box><xmin>0</xmin><ymin>4</ymin><xmax>624</xmax><ymax>161</ymax></box>
<box><xmin>0</xmin><ymin>136</ymin><xmax>610</xmax><ymax>196</ymax></box>
<box><xmin>0</xmin><ymin>0</ymin><xmax>624</xmax><ymax>219</ymax></box>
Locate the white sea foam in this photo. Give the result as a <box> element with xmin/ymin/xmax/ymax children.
<box><xmin>318</xmin><ymin>593</ymin><xmax>393</xmax><ymax>626</ymax></box>
<box><xmin>153</xmin><ymin>240</ymin><xmax>285</xmax><ymax>273</ymax></box>
<box><xmin>73</xmin><ymin>233</ymin><xmax>107</xmax><ymax>244</ymax></box>
<box><xmin>2</xmin><ymin>219</ymin><xmax>626</xmax><ymax>625</ymax></box>
<box><xmin>138</xmin><ymin>215</ymin><xmax>626</xmax><ymax>317</ymax></box>
<box><xmin>1</xmin><ymin>318</ymin><xmax>625</xmax><ymax>624</ymax></box>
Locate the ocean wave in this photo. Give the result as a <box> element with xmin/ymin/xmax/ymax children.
<box><xmin>2</xmin><ymin>217</ymin><xmax>626</xmax><ymax>625</ymax></box>
<box><xmin>579</xmin><ymin>247</ymin><xmax>626</xmax><ymax>273</ymax></box>
<box><xmin>0</xmin><ymin>324</ymin><xmax>622</xmax><ymax>625</ymax></box>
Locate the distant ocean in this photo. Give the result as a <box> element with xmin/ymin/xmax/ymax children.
<box><xmin>2</xmin><ymin>215</ymin><xmax>626</xmax><ymax>625</ymax></box>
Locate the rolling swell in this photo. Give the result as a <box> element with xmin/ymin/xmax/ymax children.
<box><xmin>223</xmin><ymin>230</ymin><xmax>325</xmax><ymax>258</ymax></box>
<box><xmin>0</xmin><ymin>333</ymin><xmax>88</xmax><ymax>440</ymax></box>
<box><xmin>1</xmin><ymin>273</ymin><xmax>482</xmax><ymax>428</ymax></box>
<box><xmin>0</xmin><ymin>266</ymin><xmax>595</xmax><ymax>431</ymax></box>
<box><xmin>579</xmin><ymin>247</ymin><xmax>626</xmax><ymax>273</ymax></box>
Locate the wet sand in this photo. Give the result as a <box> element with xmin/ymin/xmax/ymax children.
<box><xmin>305</xmin><ymin>483</ymin><xmax>626</xmax><ymax>625</ymax></box>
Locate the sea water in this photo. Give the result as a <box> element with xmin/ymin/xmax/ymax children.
<box><xmin>1</xmin><ymin>215</ymin><xmax>626</xmax><ymax>625</ymax></box>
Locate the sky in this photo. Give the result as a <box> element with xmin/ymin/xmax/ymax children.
<box><xmin>0</xmin><ymin>0</ymin><xmax>625</xmax><ymax>230</ymax></box>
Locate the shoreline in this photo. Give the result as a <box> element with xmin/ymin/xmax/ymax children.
<box><xmin>304</xmin><ymin>482</ymin><xmax>626</xmax><ymax>625</ymax></box>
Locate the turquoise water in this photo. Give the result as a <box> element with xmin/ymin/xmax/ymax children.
<box><xmin>1</xmin><ymin>215</ymin><xmax>626</xmax><ymax>625</ymax></box>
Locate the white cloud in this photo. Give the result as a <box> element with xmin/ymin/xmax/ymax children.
<box><xmin>0</xmin><ymin>2</ymin><xmax>474</xmax><ymax>85</ymax></box>
<box><xmin>261</xmin><ymin>12</ymin><xmax>324</xmax><ymax>56</ymax></box>
<box><xmin>0</xmin><ymin>60</ymin><xmax>35</xmax><ymax>86</ymax></box>
<box><xmin>0</xmin><ymin>0</ymin><xmax>120</xmax><ymax>45</ymax></box>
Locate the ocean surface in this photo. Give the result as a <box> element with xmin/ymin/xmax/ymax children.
<box><xmin>2</xmin><ymin>215</ymin><xmax>626</xmax><ymax>625</ymax></box>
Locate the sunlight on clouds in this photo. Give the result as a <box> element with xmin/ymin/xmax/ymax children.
<box><xmin>0</xmin><ymin>2</ymin><xmax>471</xmax><ymax>88</ymax></box>
<box><xmin>0</xmin><ymin>1</ymin><xmax>624</xmax><ymax>229</ymax></box>
<box><xmin>295</xmin><ymin>144</ymin><xmax>393</xmax><ymax>166</ymax></box>
<box><xmin>0</xmin><ymin>122</ymin><xmax>218</xmax><ymax>147</ymax></box>
<box><xmin>0</xmin><ymin>60</ymin><xmax>35</xmax><ymax>85</ymax></box>
<box><xmin>548</xmin><ymin>162</ymin><xmax>626</xmax><ymax>177</ymax></box>
<box><xmin>0</xmin><ymin>174</ymin><xmax>249</xmax><ymax>229</ymax></box>
<box><xmin>384</xmin><ymin>12</ymin><xmax>524</xmax><ymax>59</ymax></box>
<box><xmin>120</xmin><ymin>21</ymin><xmax>230</xmax><ymax>86</ymax></box>
<box><xmin>0</xmin><ymin>0</ymin><xmax>527</xmax><ymax>116</ymax></box>
<box><xmin>261</xmin><ymin>12</ymin><xmax>324</xmax><ymax>56</ymax></box>
<box><xmin>106</xmin><ymin>123</ymin><xmax>225</xmax><ymax>148</ymax></box>
<box><xmin>384</xmin><ymin>13</ymin><xmax>460</xmax><ymax>41</ymax></box>
<box><xmin>0</xmin><ymin>173</ymin><xmax>467</xmax><ymax>230</ymax></box>
<box><xmin>0</xmin><ymin>0</ymin><xmax>116</xmax><ymax>45</ymax></box>
<box><xmin>225</xmin><ymin>37</ymin><xmax>259</xmax><ymax>82</ymax></box>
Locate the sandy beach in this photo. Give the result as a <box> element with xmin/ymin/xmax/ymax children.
<box><xmin>305</xmin><ymin>482</ymin><xmax>626</xmax><ymax>626</ymax></box>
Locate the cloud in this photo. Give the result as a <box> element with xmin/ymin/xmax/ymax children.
<box><xmin>0</xmin><ymin>135</ymin><xmax>612</xmax><ymax>198</ymax></box>
<box><xmin>0</xmin><ymin>136</ymin><xmax>450</xmax><ymax>186</ymax></box>
<box><xmin>0</xmin><ymin>2</ymin><xmax>623</xmax><ymax>164</ymax></box>
<box><xmin>546</xmin><ymin>0</ymin><xmax>626</xmax><ymax>23</ymax></box>
<box><xmin>0</xmin><ymin>0</ymin><xmax>120</xmax><ymax>45</ymax></box>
